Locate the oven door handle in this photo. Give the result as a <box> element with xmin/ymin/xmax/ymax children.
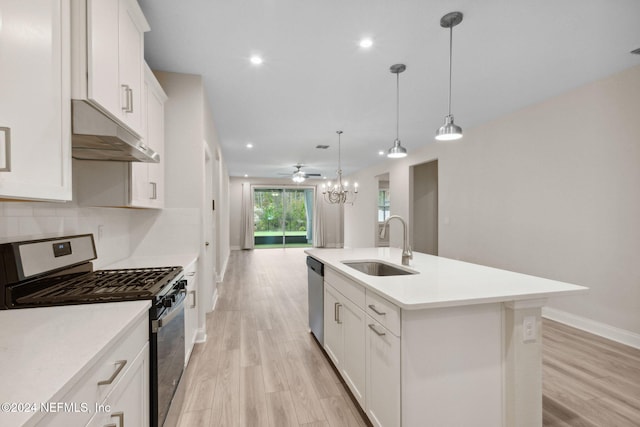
<box><xmin>153</xmin><ymin>293</ymin><xmax>185</xmax><ymax>332</ymax></box>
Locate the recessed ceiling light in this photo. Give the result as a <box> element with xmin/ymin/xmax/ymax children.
<box><xmin>250</xmin><ymin>55</ymin><xmax>263</xmax><ymax>65</ymax></box>
<box><xmin>244</xmin><ymin>174</ymin><xmax>248</xmax><ymax>177</ymax></box>
<box><xmin>246</xmin><ymin>143</ymin><xmax>253</xmax><ymax>148</ymax></box>
<box><xmin>359</xmin><ymin>38</ymin><xmax>373</xmax><ymax>49</ymax></box>
<box><xmin>378</xmin><ymin>150</ymin><xmax>385</xmax><ymax>156</ymax></box>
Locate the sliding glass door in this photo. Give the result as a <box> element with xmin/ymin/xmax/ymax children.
<box><xmin>253</xmin><ymin>187</ymin><xmax>314</xmax><ymax>248</ymax></box>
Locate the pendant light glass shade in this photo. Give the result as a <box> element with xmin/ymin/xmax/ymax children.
<box><xmin>387</xmin><ymin>64</ymin><xmax>408</xmax><ymax>158</ymax></box>
<box><xmin>436</xmin><ymin>12</ymin><xmax>463</xmax><ymax>142</ymax></box>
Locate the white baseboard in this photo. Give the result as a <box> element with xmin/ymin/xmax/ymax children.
<box><xmin>209</xmin><ymin>288</ymin><xmax>218</xmax><ymax>313</ymax></box>
<box><xmin>195</xmin><ymin>328</ymin><xmax>207</xmax><ymax>344</ymax></box>
<box><xmin>217</xmin><ymin>254</ymin><xmax>229</xmax><ymax>283</ymax></box>
<box><xmin>323</xmin><ymin>243</ymin><xmax>344</xmax><ymax>248</ymax></box>
<box><xmin>542</xmin><ymin>307</ymin><xmax>640</xmax><ymax>350</ymax></box>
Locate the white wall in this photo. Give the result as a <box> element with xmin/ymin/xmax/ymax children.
<box><xmin>345</xmin><ymin>65</ymin><xmax>640</xmax><ymax>340</ymax></box>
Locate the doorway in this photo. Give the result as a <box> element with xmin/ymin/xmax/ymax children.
<box><xmin>411</xmin><ymin>160</ymin><xmax>438</xmax><ymax>255</ymax></box>
<box><xmin>253</xmin><ymin>187</ymin><xmax>315</xmax><ymax>249</ymax></box>
<box><xmin>375</xmin><ymin>173</ymin><xmax>390</xmax><ymax>247</ymax></box>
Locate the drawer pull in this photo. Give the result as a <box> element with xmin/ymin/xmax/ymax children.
<box><xmin>189</xmin><ymin>290</ymin><xmax>197</xmax><ymax>309</ymax></box>
<box><xmin>368</xmin><ymin>304</ymin><xmax>386</xmax><ymax>316</ymax></box>
<box><xmin>368</xmin><ymin>323</ymin><xmax>386</xmax><ymax>337</ymax></box>
<box><xmin>150</xmin><ymin>182</ymin><xmax>157</xmax><ymax>200</ymax></box>
<box><xmin>111</xmin><ymin>411</ymin><xmax>124</xmax><ymax>427</ymax></box>
<box><xmin>97</xmin><ymin>360</ymin><xmax>127</xmax><ymax>386</ymax></box>
<box><xmin>186</xmin><ymin>271</ymin><xmax>196</xmax><ymax>277</ymax></box>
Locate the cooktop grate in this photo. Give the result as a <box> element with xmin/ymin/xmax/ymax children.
<box><xmin>16</xmin><ymin>266</ymin><xmax>182</xmax><ymax>305</ymax></box>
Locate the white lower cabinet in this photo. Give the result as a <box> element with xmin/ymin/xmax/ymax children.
<box><xmin>184</xmin><ymin>261</ymin><xmax>199</xmax><ymax>365</ymax></box>
<box><xmin>324</xmin><ymin>283</ymin><xmax>366</xmax><ymax>406</ymax></box>
<box><xmin>365</xmin><ymin>316</ymin><xmax>400</xmax><ymax>427</ymax></box>
<box><xmin>36</xmin><ymin>312</ymin><xmax>149</xmax><ymax>427</ymax></box>
<box><xmin>323</xmin><ymin>267</ymin><xmax>400</xmax><ymax>426</ymax></box>
<box><xmin>85</xmin><ymin>343</ymin><xmax>149</xmax><ymax>427</ymax></box>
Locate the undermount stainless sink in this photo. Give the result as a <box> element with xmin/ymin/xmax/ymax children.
<box><xmin>342</xmin><ymin>260</ymin><xmax>418</xmax><ymax>276</ymax></box>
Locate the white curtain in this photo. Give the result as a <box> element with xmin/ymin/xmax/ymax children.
<box><xmin>304</xmin><ymin>189</ymin><xmax>314</xmax><ymax>243</ymax></box>
<box><xmin>240</xmin><ymin>182</ymin><xmax>254</xmax><ymax>250</ymax></box>
<box><xmin>313</xmin><ymin>186</ymin><xmax>325</xmax><ymax>247</ymax></box>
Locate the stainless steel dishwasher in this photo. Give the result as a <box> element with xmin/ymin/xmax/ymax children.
<box><xmin>307</xmin><ymin>256</ymin><xmax>324</xmax><ymax>345</ymax></box>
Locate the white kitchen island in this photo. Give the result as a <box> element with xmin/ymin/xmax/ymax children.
<box><xmin>305</xmin><ymin>247</ymin><xmax>587</xmax><ymax>427</ymax></box>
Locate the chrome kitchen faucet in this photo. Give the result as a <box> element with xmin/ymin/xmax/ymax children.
<box><xmin>380</xmin><ymin>215</ymin><xmax>413</xmax><ymax>266</ymax></box>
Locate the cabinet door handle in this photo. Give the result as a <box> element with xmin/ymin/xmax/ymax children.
<box><xmin>127</xmin><ymin>87</ymin><xmax>134</xmax><ymax>113</ymax></box>
<box><xmin>189</xmin><ymin>290</ymin><xmax>197</xmax><ymax>309</ymax></box>
<box><xmin>368</xmin><ymin>304</ymin><xmax>386</xmax><ymax>316</ymax></box>
<box><xmin>368</xmin><ymin>323</ymin><xmax>386</xmax><ymax>337</ymax></box>
<box><xmin>0</xmin><ymin>127</ymin><xmax>11</xmax><ymax>172</ymax></box>
<box><xmin>111</xmin><ymin>411</ymin><xmax>125</xmax><ymax>427</ymax></box>
<box><xmin>186</xmin><ymin>271</ymin><xmax>196</xmax><ymax>277</ymax></box>
<box><xmin>334</xmin><ymin>302</ymin><xmax>342</xmax><ymax>324</ymax></box>
<box><xmin>150</xmin><ymin>182</ymin><xmax>157</xmax><ymax>199</ymax></box>
<box><xmin>121</xmin><ymin>84</ymin><xmax>131</xmax><ymax>112</ymax></box>
<box><xmin>97</xmin><ymin>360</ymin><xmax>127</xmax><ymax>386</ymax></box>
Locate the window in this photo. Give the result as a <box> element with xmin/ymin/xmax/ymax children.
<box><xmin>378</xmin><ymin>189</ymin><xmax>390</xmax><ymax>222</ymax></box>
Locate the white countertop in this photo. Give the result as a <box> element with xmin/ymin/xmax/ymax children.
<box><xmin>0</xmin><ymin>301</ymin><xmax>150</xmax><ymax>427</ymax></box>
<box><xmin>104</xmin><ymin>253</ymin><xmax>198</xmax><ymax>271</ymax></box>
<box><xmin>305</xmin><ymin>247</ymin><xmax>588</xmax><ymax>310</ymax></box>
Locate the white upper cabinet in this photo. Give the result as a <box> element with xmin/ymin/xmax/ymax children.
<box><xmin>0</xmin><ymin>0</ymin><xmax>72</xmax><ymax>201</ymax></box>
<box><xmin>131</xmin><ymin>65</ymin><xmax>167</xmax><ymax>208</ymax></box>
<box><xmin>71</xmin><ymin>0</ymin><xmax>149</xmax><ymax>136</ymax></box>
<box><xmin>74</xmin><ymin>64</ymin><xmax>167</xmax><ymax>209</ymax></box>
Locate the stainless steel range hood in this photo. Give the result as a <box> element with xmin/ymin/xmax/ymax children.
<box><xmin>71</xmin><ymin>100</ymin><xmax>159</xmax><ymax>163</ymax></box>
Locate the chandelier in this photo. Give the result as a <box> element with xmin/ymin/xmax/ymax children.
<box><xmin>322</xmin><ymin>131</ymin><xmax>358</xmax><ymax>204</ymax></box>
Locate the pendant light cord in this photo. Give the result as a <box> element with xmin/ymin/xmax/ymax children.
<box><xmin>336</xmin><ymin>131</ymin><xmax>343</xmax><ymax>185</ymax></box>
<box><xmin>396</xmin><ymin>72</ymin><xmax>400</xmax><ymax>140</ymax></box>
<box><xmin>448</xmin><ymin>25</ymin><xmax>453</xmax><ymax>116</ymax></box>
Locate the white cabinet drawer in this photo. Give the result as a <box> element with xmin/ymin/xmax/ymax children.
<box><xmin>35</xmin><ymin>315</ymin><xmax>148</xmax><ymax>427</ymax></box>
<box><xmin>325</xmin><ymin>267</ymin><xmax>365</xmax><ymax>309</ymax></box>
<box><xmin>85</xmin><ymin>342</ymin><xmax>149</xmax><ymax>427</ymax></box>
<box><xmin>366</xmin><ymin>290</ymin><xmax>401</xmax><ymax>337</ymax></box>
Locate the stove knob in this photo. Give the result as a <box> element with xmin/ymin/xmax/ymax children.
<box><xmin>163</xmin><ymin>298</ymin><xmax>173</xmax><ymax>308</ymax></box>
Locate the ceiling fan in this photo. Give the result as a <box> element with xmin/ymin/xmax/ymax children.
<box><xmin>279</xmin><ymin>165</ymin><xmax>321</xmax><ymax>183</ymax></box>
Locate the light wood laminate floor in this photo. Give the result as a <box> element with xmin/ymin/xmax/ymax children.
<box><xmin>178</xmin><ymin>248</ymin><xmax>640</xmax><ymax>426</ymax></box>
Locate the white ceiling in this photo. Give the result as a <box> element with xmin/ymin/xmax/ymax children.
<box><xmin>138</xmin><ymin>0</ymin><xmax>640</xmax><ymax>180</ymax></box>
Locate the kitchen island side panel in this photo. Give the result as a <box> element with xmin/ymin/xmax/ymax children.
<box><xmin>401</xmin><ymin>303</ymin><xmax>503</xmax><ymax>427</ymax></box>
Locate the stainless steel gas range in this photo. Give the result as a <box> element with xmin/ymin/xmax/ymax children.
<box><xmin>0</xmin><ymin>234</ymin><xmax>185</xmax><ymax>427</ymax></box>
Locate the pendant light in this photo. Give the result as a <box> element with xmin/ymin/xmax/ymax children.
<box><xmin>435</xmin><ymin>11</ymin><xmax>463</xmax><ymax>141</ymax></box>
<box><xmin>387</xmin><ymin>64</ymin><xmax>408</xmax><ymax>158</ymax></box>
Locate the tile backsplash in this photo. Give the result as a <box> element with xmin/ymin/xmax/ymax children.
<box><xmin>0</xmin><ymin>202</ymin><xmax>200</xmax><ymax>268</ymax></box>
<box><xmin>0</xmin><ymin>201</ymin><xmax>156</xmax><ymax>268</ymax></box>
